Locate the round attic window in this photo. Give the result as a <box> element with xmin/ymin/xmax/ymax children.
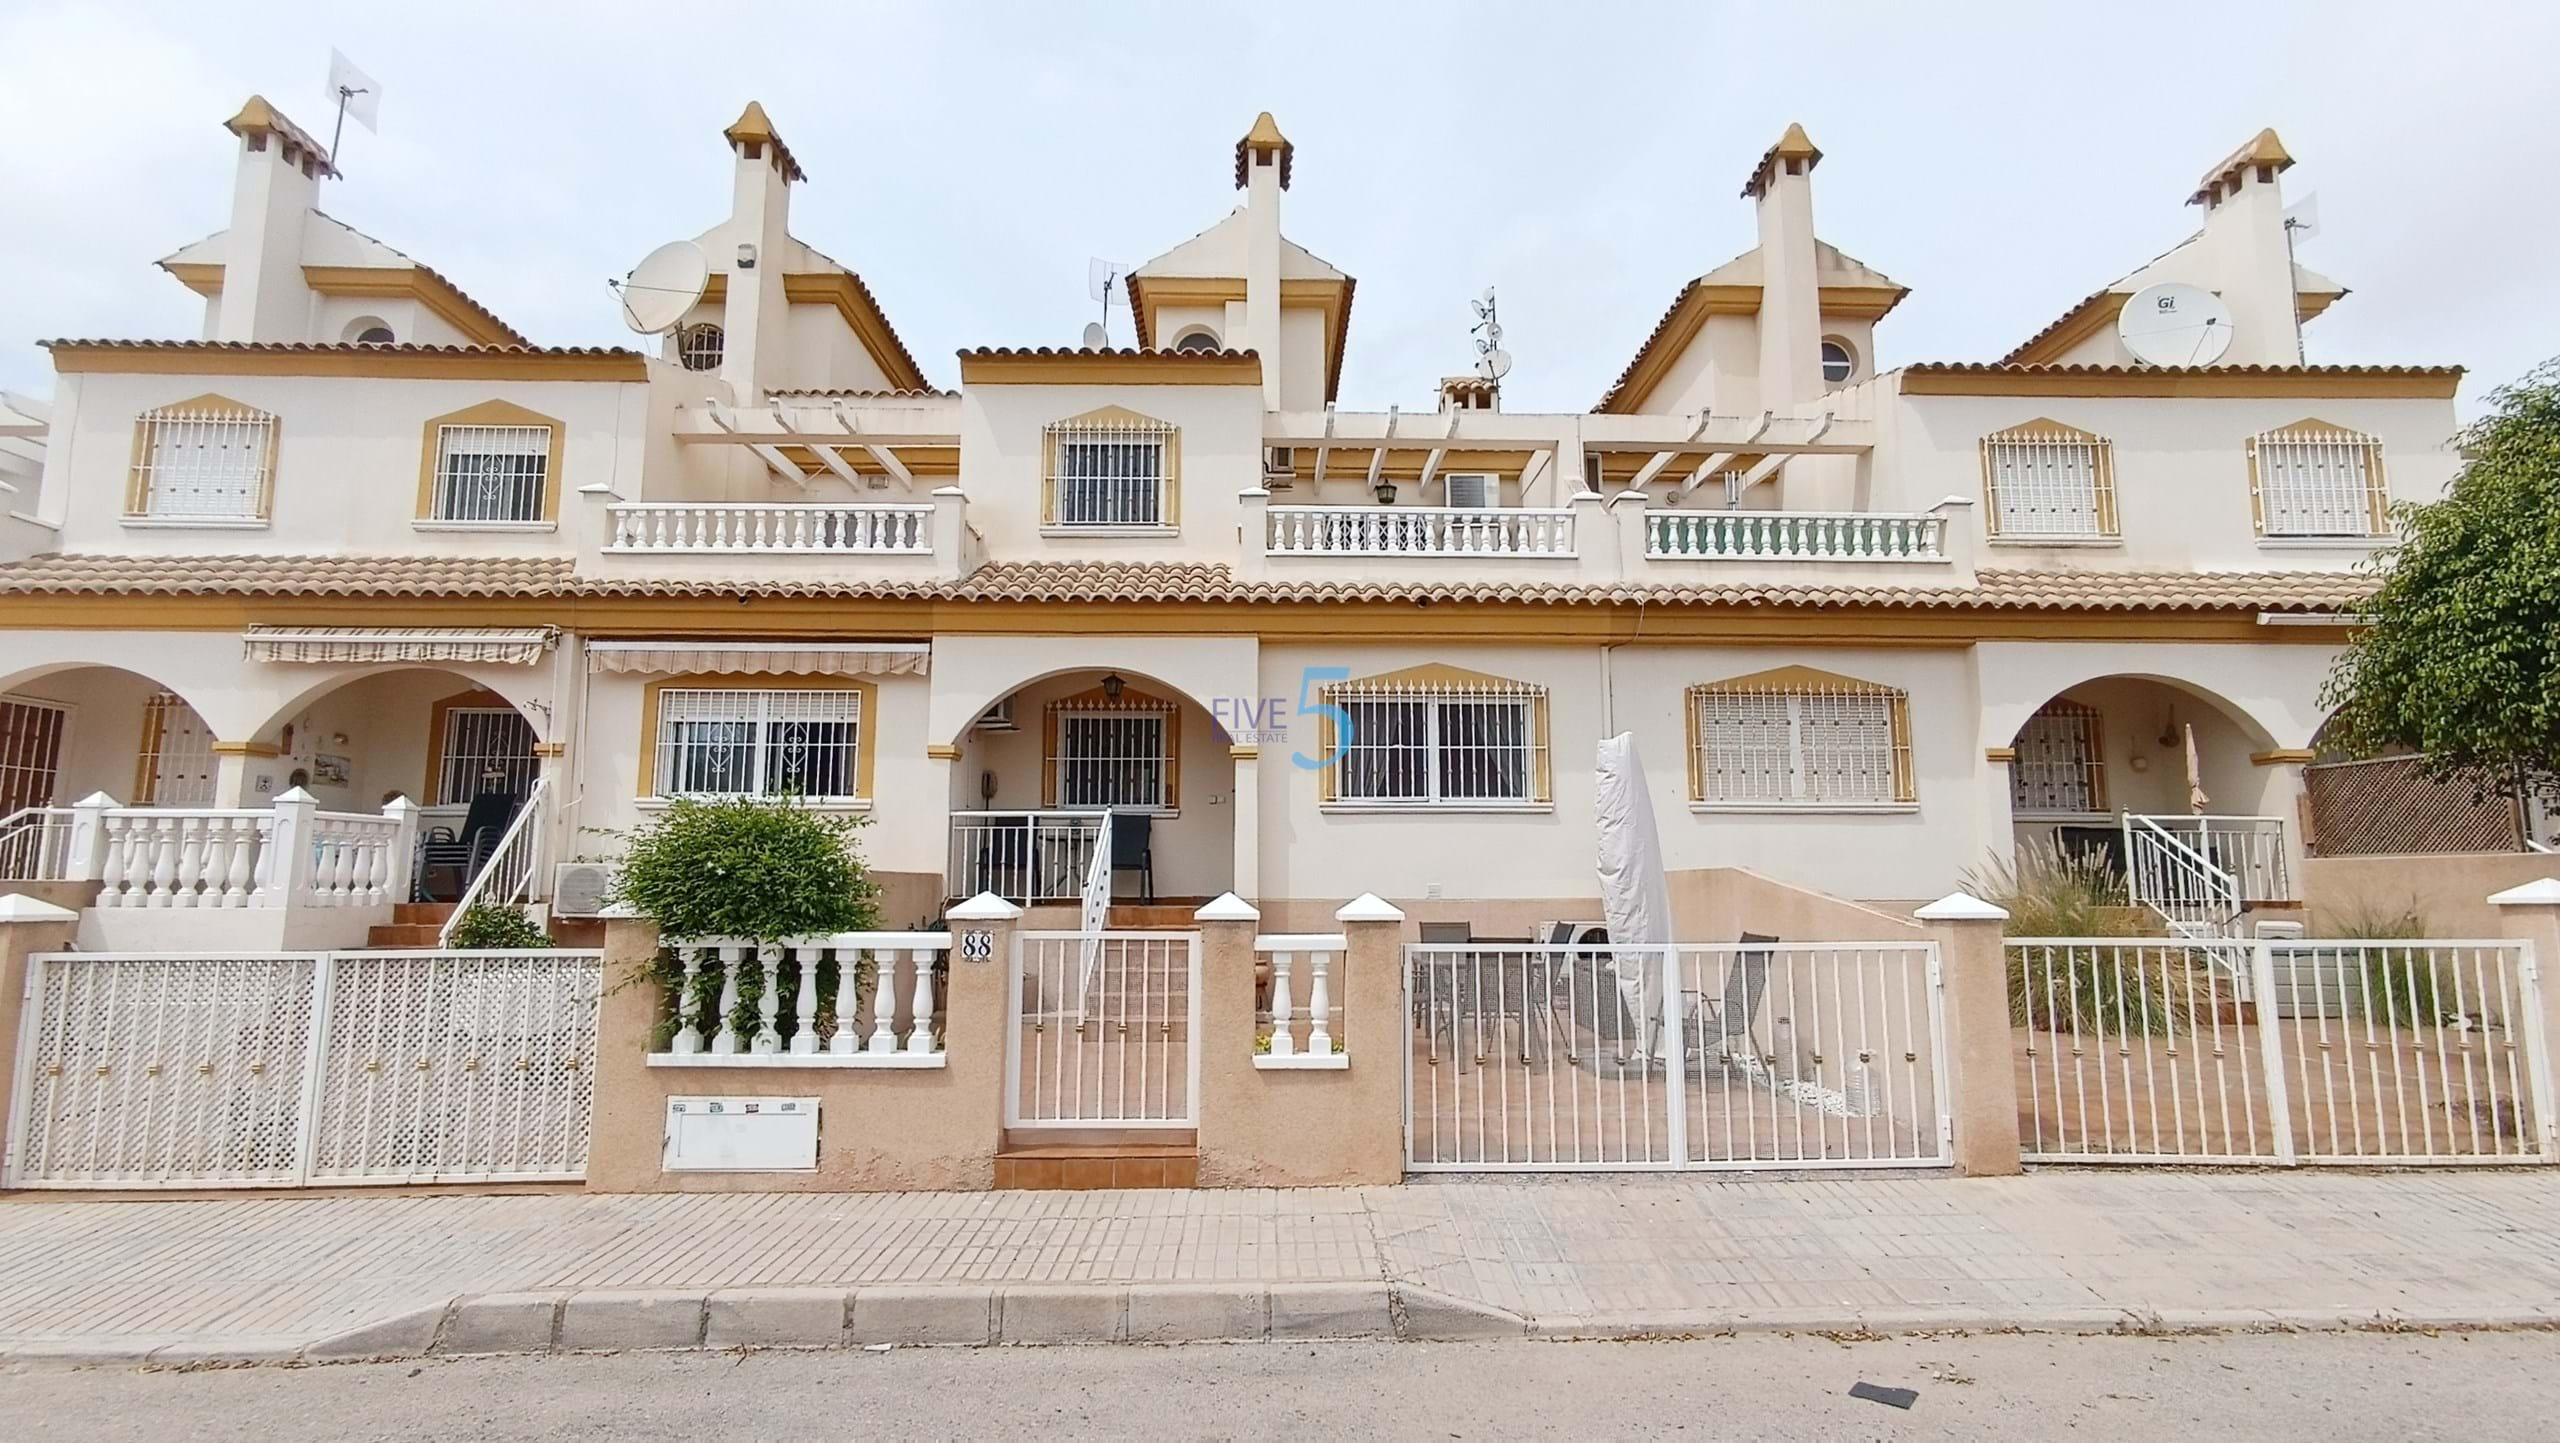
<box><xmin>678</xmin><ymin>323</ymin><xmax>726</xmax><ymax>372</ymax></box>
<box><xmin>1820</xmin><ymin>338</ymin><xmax>1856</xmax><ymax>385</ymax></box>
<box><xmin>1171</xmin><ymin>329</ymin><xmax>1222</xmax><ymax>353</ymax></box>
<box><xmin>344</xmin><ymin>316</ymin><xmax>396</xmax><ymax>345</ymax></box>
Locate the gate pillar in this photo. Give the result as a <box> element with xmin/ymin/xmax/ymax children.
<box><xmin>1917</xmin><ymin>892</ymin><xmax>2023</xmax><ymax>1177</ymax></box>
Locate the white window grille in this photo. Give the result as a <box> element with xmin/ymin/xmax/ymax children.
<box><xmin>1330</xmin><ymin>679</ymin><xmax>1543</xmax><ymax>806</ymax></box>
<box><xmin>2010</xmin><ymin>700</ymin><xmax>2106</xmax><ymax>815</ymax></box>
<box><xmin>654</xmin><ymin>689</ymin><xmax>863</xmax><ymax>801</ymax></box>
<box><xmin>128</xmin><ymin>403</ymin><xmax>276</xmax><ymax>520</ymax></box>
<box><xmin>2251</xmin><ymin>426</ymin><xmax>2387</xmax><ymax>537</ymax></box>
<box><xmin>137</xmin><ymin>691</ymin><xmax>216</xmax><ymax>807</ymax></box>
<box><xmin>1982</xmin><ymin>426</ymin><xmax>2115</xmax><ymax>537</ymax></box>
<box><xmin>1047</xmin><ymin>417</ymin><xmax>1172</xmax><ymax>527</ymax></box>
<box><xmin>677</xmin><ymin>323</ymin><xmax>725</xmax><ymax>373</ymax></box>
<box><xmin>431</xmin><ymin>424</ymin><xmax>552</xmax><ymax>523</ymax></box>
<box><xmin>435</xmin><ymin>706</ymin><xmax>538</xmax><ymax>804</ymax></box>
<box><xmin>1049</xmin><ymin>709</ymin><xmax>1172</xmax><ymax>810</ymax></box>
<box><xmin>1692</xmin><ymin>685</ymin><xmax>1911</xmax><ymax>805</ymax></box>
<box><xmin>0</xmin><ymin>696</ymin><xmax>69</xmax><ymax>813</ymax></box>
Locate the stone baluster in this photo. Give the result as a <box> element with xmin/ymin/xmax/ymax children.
<box><xmin>671</xmin><ymin>945</ymin><xmax>708</xmax><ymax>1054</ymax></box>
<box><xmin>1305</xmin><ymin>947</ymin><xmax>1334</xmax><ymax>1056</ymax></box>
<box><xmin>1267</xmin><ymin>949</ymin><xmax>1297</xmax><ymax>1057</ymax></box>
<box><xmin>866</xmin><ymin>948</ymin><xmax>899</xmax><ymax>1054</ymax></box>
<box><xmin>146</xmin><ymin>815</ymin><xmax>179</xmax><ymax>907</ymax></box>
<box><xmin>830</xmin><ymin>944</ymin><xmax>862</xmax><ymax>1055</ymax></box>
<box><xmin>751</xmin><ymin>943</ymin><xmax>783</xmax><ymax>1053</ymax></box>
<box><xmin>97</xmin><ymin>817</ymin><xmax>133</xmax><ymax>907</ymax></box>
<box><xmin>709</xmin><ymin>943</ymin><xmax>745</xmax><ymax>1054</ymax></box>
<box><xmin>906</xmin><ymin>946</ymin><xmax>937</xmax><ymax>1056</ymax></box>
<box><xmin>175</xmin><ymin>815</ymin><xmax>209</xmax><ymax>905</ymax></box>
<box><xmin>789</xmin><ymin>943</ymin><xmax>822</xmax><ymax>1055</ymax></box>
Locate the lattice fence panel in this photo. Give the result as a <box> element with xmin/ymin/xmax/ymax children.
<box><xmin>2305</xmin><ymin>757</ymin><xmax>2522</xmax><ymax>856</ymax></box>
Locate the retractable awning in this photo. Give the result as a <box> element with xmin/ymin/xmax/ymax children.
<box><xmin>243</xmin><ymin>626</ymin><xmax>559</xmax><ymax>665</ymax></box>
<box><xmin>584</xmin><ymin>640</ymin><xmax>930</xmax><ymax>678</ymax></box>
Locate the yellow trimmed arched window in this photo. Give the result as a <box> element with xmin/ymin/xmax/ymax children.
<box><xmin>1687</xmin><ymin>666</ymin><xmax>1914</xmax><ymax>806</ymax></box>
<box><xmin>1043</xmin><ymin>682</ymin><xmax>1180</xmax><ymax>812</ymax></box>
<box><xmin>127</xmin><ymin>393</ymin><xmax>280</xmax><ymax>522</ymax></box>
<box><xmin>2009</xmin><ymin>698</ymin><xmax>2107</xmax><ymax>816</ymax></box>
<box><xmin>417</xmin><ymin>399</ymin><xmax>564</xmax><ymax>525</ymax></box>
<box><xmin>1317</xmin><ymin>663</ymin><xmax>1551</xmax><ymax>807</ymax></box>
<box><xmin>1044</xmin><ymin>404</ymin><xmax>1179</xmax><ymax>528</ymax></box>
<box><xmin>1979</xmin><ymin>419</ymin><xmax>2116</xmax><ymax>539</ymax></box>
<box><xmin>2247</xmin><ymin>419</ymin><xmax>2387</xmax><ymax>538</ymax></box>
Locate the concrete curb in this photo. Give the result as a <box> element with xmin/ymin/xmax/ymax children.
<box><xmin>9</xmin><ymin>1288</ymin><xmax>2557</xmax><ymax>1367</ymax></box>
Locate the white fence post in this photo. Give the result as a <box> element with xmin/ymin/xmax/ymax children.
<box><xmin>290</xmin><ymin>953</ymin><xmax>338</xmax><ymax>1187</ymax></box>
<box><xmin>2249</xmin><ymin>937</ymin><xmax>2298</xmax><ymax>1165</ymax></box>
<box><xmin>381</xmin><ymin>796</ymin><xmax>419</xmax><ymax>906</ymax></box>
<box><xmin>2491</xmin><ymin>879</ymin><xmax>2560</xmax><ymax>1160</ymax></box>
<box><xmin>1660</xmin><ymin>943</ymin><xmax>1690</xmax><ymax>1167</ymax></box>
<box><xmin>64</xmin><ymin>793</ymin><xmax>112</xmax><ymax>883</ymax></box>
<box><xmin>265</xmin><ymin>788</ymin><xmax>318</xmax><ymax>906</ymax></box>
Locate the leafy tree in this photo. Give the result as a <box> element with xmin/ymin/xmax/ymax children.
<box><xmin>2321</xmin><ymin>360</ymin><xmax>2560</xmax><ymax>805</ymax></box>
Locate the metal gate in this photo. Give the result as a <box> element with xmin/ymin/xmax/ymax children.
<box><xmin>4</xmin><ymin>949</ymin><xmax>602</xmax><ymax>1188</ymax></box>
<box><xmin>1404</xmin><ymin>940</ymin><xmax>1950</xmax><ymax>1172</ymax></box>
<box><xmin>1006</xmin><ymin>931</ymin><xmax>1200</xmax><ymax>1129</ymax></box>
<box><xmin>2011</xmin><ymin>937</ymin><xmax>2558</xmax><ymax>1164</ymax></box>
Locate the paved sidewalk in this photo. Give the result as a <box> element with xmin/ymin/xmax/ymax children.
<box><xmin>4</xmin><ymin>1171</ymin><xmax>2558</xmax><ymax>1360</ymax></box>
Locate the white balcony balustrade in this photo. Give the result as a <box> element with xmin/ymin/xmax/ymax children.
<box><xmin>1255</xmin><ymin>934</ymin><xmax>1348</xmax><ymax>1069</ymax></box>
<box><xmin>1647</xmin><ymin>509</ymin><xmax>1947</xmax><ymax>562</ymax></box>
<box><xmin>1266</xmin><ymin>505</ymin><xmax>1578</xmax><ymax>559</ymax></box>
<box><xmin>28</xmin><ymin>791</ymin><xmax>419</xmax><ymax>913</ymax></box>
<box><xmin>651</xmin><ymin>933</ymin><xmax>952</xmax><ymax>1068</ymax></box>
<box><xmin>606</xmin><ymin>502</ymin><xmax>932</xmax><ymax>554</ymax></box>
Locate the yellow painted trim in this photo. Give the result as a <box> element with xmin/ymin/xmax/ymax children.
<box><xmin>1228</xmin><ymin>743</ymin><xmax>1258</xmax><ymax>760</ymax></box>
<box><xmin>415</xmin><ymin>398</ymin><xmax>566</xmax><ymax>524</ymax></box>
<box><xmin>1980</xmin><ymin>420</ymin><xmax>2118</xmax><ymax>539</ymax></box>
<box><xmin>779</xmin><ymin>273</ymin><xmax>930</xmax><ymax>393</ymax></box>
<box><xmin>1042</xmin><ymin>684</ymin><xmax>1181</xmax><ymax>810</ymax></box>
<box><xmin>924</xmin><ymin>742</ymin><xmax>962</xmax><ymax>761</ymax></box>
<box><xmin>636</xmin><ymin>672</ymin><xmax>879</xmax><ymax>801</ymax></box>
<box><xmin>2245</xmin><ymin>419</ymin><xmax>2389</xmax><ymax>538</ymax></box>
<box><xmin>531</xmin><ymin>741</ymin><xmax>567</xmax><ymax>758</ymax></box>
<box><xmin>1985</xmin><ymin>746</ymin><xmax>2017</xmax><ymax>763</ymax></box>
<box><xmin>1603</xmin><ymin>283</ymin><xmax>1910</xmax><ymax>413</ymax></box>
<box><xmin>960</xmin><ymin>351</ymin><xmax>1262</xmax><ymax>386</ymax></box>
<box><xmin>1686</xmin><ymin>667</ymin><xmax>1916</xmax><ymax>803</ymax></box>
<box><xmin>1044</xmin><ymin>405</ymin><xmax>1179</xmax><ymax>528</ymax></box>
<box><xmin>1902</xmin><ymin>369</ymin><xmax>2459</xmax><ymax>399</ymax></box>
<box><xmin>423</xmin><ymin>687</ymin><xmax>515</xmax><ymax>804</ymax></box>
<box><xmin>53</xmin><ymin>344</ymin><xmax>646</xmax><ymax>382</ymax></box>
<box><xmin>300</xmin><ymin>266</ymin><xmax>520</xmax><ymax>347</ymax></box>
<box><xmin>1125</xmin><ymin>275</ymin><xmax>1351</xmax><ymax>402</ymax></box>
<box><xmin>1318</xmin><ymin>661</ymin><xmax>1552</xmax><ymax>805</ymax></box>
<box><xmin>125</xmin><ymin>393</ymin><xmax>279</xmax><ymax>521</ymax></box>
<box><xmin>210</xmin><ymin>740</ymin><xmax>281</xmax><ymax>758</ymax></box>
<box><xmin>2251</xmin><ymin>748</ymin><xmax>2317</xmax><ymax>765</ymax></box>
<box><xmin>2004</xmin><ymin>294</ymin><xmax>2127</xmax><ymax>366</ymax></box>
<box><xmin>164</xmin><ymin>262</ymin><xmax>225</xmax><ymax>297</ymax></box>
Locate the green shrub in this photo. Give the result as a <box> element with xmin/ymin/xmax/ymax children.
<box><xmin>608</xmin><ymin>797</ymin><xmax>882</xmax><ymax>1048</ymax></box>
<box><xmin>1961</xmin><ymin>838</ymin><xmax>2153</xmax><ymax>940</ymax></box>
<box><xmin>444</xmin><ymin>903</ymin><xmax>551</xmax><ymax>950</ymax></box>
<box><xmin>2323</xmin><ymin>899</ymin><xmax>2441</xmax><ymax>1027</ymax></box>
<box><xmin>1967</xmin><ymin>841</ymin><xmax>2183</xmax><ymax>1033</ymax></box>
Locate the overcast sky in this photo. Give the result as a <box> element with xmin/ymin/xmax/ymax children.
<box><xmin>3</xmin><ymin>1</ymin><xmax>2552</xmax><ymax>415</ymax></box>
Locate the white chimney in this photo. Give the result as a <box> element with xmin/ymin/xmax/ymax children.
<box><xmin>1743</xmin><ymin>123</ymin><xmax>1824</xmax><ymax>413</ymax></box>
<box><xmin>2188</xmin><ymin>129</ymin><xmax>2303</xmax><ymax>366</ymax></box>
<box><xmin>718</xmin><ymin>102</ymin><xmax>801</xmax><ymax>404</ymax></box>
<box><xmin>213</xmin><ymin>97</ymin><xmax>330</xmax><ymax>343</ymax></box>
<box><xmin>1236</xmin><ymin>112</ymin><xmax>1291</xmax><ymax>412</ymax></box>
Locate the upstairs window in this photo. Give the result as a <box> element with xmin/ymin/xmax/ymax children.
<box><xmin>652</xmin><ymin>687</ymin><xmax>865</xmax><ymax>802</ymax></box>
<box><xmin>677</xmin><ymin>323</ymin><xmax>725</xmax><ymax>373</ymax></box>
<box><xmin>1820</xmin><ymin>337</ymin><xmax>1856</xmax><ymax>385</ymax></box>
<box><xmin>2250</xmin><ymin>423</ymin><xmax>2388</xmax><ymax>538</ymax></box>
<box><xmin>1044</xmin><ymin>685</ymin><xmax>1178</xmax><ymax>812</ymax></box>
<box><xmin>2010</xmin><ymin>699</ymin><xmax>2107</xmax><ymax>815</ymax></box>
<box><xmin>420</xmin><ymin>401</ymin><xmax>561</xmax><ymax>525</ymax></box>
<box><xmin>1045</xmin><ymin>409</ymin><xmax>1177</xmax><ymax>528</ymax></box>
<box><xmin>1170</xmin><ymin>329</ymin><xmax>1222</xmax><ymax>353</ymax></box>
<box><xmin>1689</xmin><ymin>670</ymin><xmax>1914</xmax><ymax>807</ymax></box>
<box><xmin>126</xmin><ymin>397</ymin><xmax>278</xmax><ymax>523</ymax></box>
<box><xmin>1321</xmin><ymin>667</ymin><xmax>1550</xmax><ymax>808</ymax></box>
<box><xmin>1442</xmin><ymin>473</ymin><xmax>1495</xmax><ymax>509</ymax></box>
<box><xmin>1981</xmin><ymin>422</ymin><xmax>2117</xmax><ymax>539</ymax></box>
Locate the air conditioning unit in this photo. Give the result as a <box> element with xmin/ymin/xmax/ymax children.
<box><xmin>974</xmin><ymin>698</ymin><xmax>1017</xmax><ymax>732</ymax></box>
<box><xmin>552</xmin><ymin>862</ymin><xmax>615</xmax><ymax>918</ymax></box>
<box><xmin>1262</xmin><ymin>446</ymin><xmax>1297</xmax><ymax>485</ymax></box>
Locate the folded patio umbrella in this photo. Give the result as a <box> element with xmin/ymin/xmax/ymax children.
<box><xmin>1594</xmin><ymin>733</ymin><xmax>1673</xmax><ymax>1060</ymax></box>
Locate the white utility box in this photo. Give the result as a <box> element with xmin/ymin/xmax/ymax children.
<box><xmin>663</xmin><ymin>1096</ymin><xmax>820</xmax><ymax>1172</ymax></box>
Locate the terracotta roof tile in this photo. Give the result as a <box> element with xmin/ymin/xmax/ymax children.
<box><xmin>39</xmin><ymin>339</ymin><xmax>639</xmax><ymax>361</ymax></box>
<box><xmin>1903</xmin><ymin>361</ymin><xmax>2459</xmax><ymax>380</ymax></box>
<box><xmin>0</xmin><ymin>555</ymin><xmax>2372</xmax><ymax>615</ymax></box>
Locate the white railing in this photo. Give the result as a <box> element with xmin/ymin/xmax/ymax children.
<box><xmin>1265</xmin><ymin>505</ymin><xmax>1578</xmax><ymax>558</ymax></box>
<box><xmin>1403</xmin><ymin>940</ymin><xmax>1949</xmax><ymax>1171</ymax></box>
<box><xmin>33</xmin><ymin>792</ymin><xmax>419</xmax><ymax>914</ymax></box>
<box><xmin>1006</xmin><ymin>931</ymin><xmax>1201</xmax><ymax>1128</ymax></box>
<box><xmin>0</xmin><ymin>806</ymin><xmax>74</xmax><ymax>880</ymax></box>
<box><xmin>96</xmin><ymin>809</ymin><xmax>277</xmax><ymax>908</ymax></box>
<box><xmin>2123</xmin><ymin>814</ymin><xmax>2292</xmax><ymax>936</ymax></box>
<box><xmin>653</xmin><ymin>932</ymin><xmax>952</xmax><ymax>1068</ymax></box>
<box><xmin>2010</xmin><ymin>938</ymin><xmax>2554</xmax><ymax>1165</ymax></box>
<box><xmin>302</xmin><ymin>812</ymin><xmax>404</xmax><ymax>908</ymax></box>
<box><xmin>948</xmin><ymin>809</ymin><xmax>1110</xmax><ymax>904</ymax></box>
<box><xmin>605</xmin><ymin>502</ymin><xmax>932</xmax><ymax>554</ymax></box>
<box><xmin>5</xmin><ymin>948</ymin><xmax>603</xmax><ymax>1189</ymax></box>
<box><xmin>439</xmin><ymin>778</ymin><xmax>550</xmax><ymax>945</ymax></box>
<box><xmin>1647</xmin><ymin>510</ymin><xmax>1947</xmax><ymax>562</ymax></box>
<box><xmin>1256</xmin><ymin>933</ymin><xmax>1346</xmax><ymax>1068</ymax></box>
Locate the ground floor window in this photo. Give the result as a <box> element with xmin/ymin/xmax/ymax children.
<box><xmin>136</xmin><ymin>691</ymin><xmax>216</xmax><ymax>806</ymax></box>
<box><xmin>0</xmin><ymin>696</ymin><xmax>69</xmax><ymax>812</ymax></box>
<box><xmin>432</xmin><ymin>701</ymin><xmax>538</xmax><ymax>804</ymax></box>
<box><xmin>1324</xmin><ymin>671</ymin><xmax>1548</xmax><ymax>807</ymax></box>
<box><xmin>1044</xmin><ymin>686</ymin><xmax>1178</xmax><ymax>811</ymax></box>
<box><xmin>1690</xmin><ymin>677</ymin><xmax>1914</xmax><ymax>805</ymax></box>
<box><xmin>653</xmin><ymin>688</ymin><xmax>864</xmax><ymax>801</ymax></box>
<box><xmin>2011</xmin><ymin>700</ymin><xmax>2107</xmax><ymax>815</ymax></box>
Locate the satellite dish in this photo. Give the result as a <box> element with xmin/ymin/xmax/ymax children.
<box><xmin>1477</xmin><ymin>348</ymin><xmax>1513</xmax><ymax>382</ymax></box>
<box><xmin>326</xmin><ymin>50</ymin><xmax>382</xmax><ymax>133</ymax></box>
<box><xmin>1088</xmin><ymin>259</ymin><xmax>1129</xmax><ymax>304</ymax></box>
<box><xmin>2118</xmin><ymin>282</ymin><xmax>2235</xmax><ymax>367</ymax></box>
<box><xmin>616</xmin><ymin>241</ymin><xmax>711</xmax><ymax>335</ymax></box>
<box><xmin>1081</xmin><ymin>321</ymin><xmax>1109</xmax><ymax>350</ymax></box>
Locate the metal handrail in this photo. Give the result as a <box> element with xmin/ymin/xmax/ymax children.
<box><xmin>439</xmin><ymin>777</ymin><xmax>549</xmax><ymax>945</ymax></box>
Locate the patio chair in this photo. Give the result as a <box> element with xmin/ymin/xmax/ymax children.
<box><xmin>1684</xmin><ymin>932</ymin><xmax>1778</xmax><ymax>1068</ymax></box>
<box><xmin>411</xmin><ymin>789</ymin><xmax>519</xmax><ymax>903</ymax></box>
<box><xmin>1109</xmin><ymin>811</ymin><xmax>1154</xmax><ymax>902</ymax></box>
<box><xmin>1413</xmin><ymin>936</ymin><xmax>1557</xmax><ymax>1071</ymax></box>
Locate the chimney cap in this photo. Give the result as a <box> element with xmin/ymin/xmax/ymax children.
<box><xmin>224</xmin><ymin>95</ymin><xmax>337</xmax><ymax>178</ymax></box>
<box><xmin>725</xmin><ymin>101</ymin><xmax>807</xmax><ymax>183</ymax></box>
<box><xmin>1739</xmin><ymin>122</ymin><xmax>1821</xmax><ymax>199</ymax></box>
<box><xmin>2188</xmin><ymin>127</ymin><xmax>2293</xmax><ymax>206</ymax></box>
<box><xmin>1234</xmin><ymin>111</ymin><xmax>1293</xmax><ymax>191</ymax></box>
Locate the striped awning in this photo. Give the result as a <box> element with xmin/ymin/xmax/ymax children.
<box><xmin>243</xmin><ymin>626</ymin><xmax>559</xmax><ymax>665</ymax></box>
<box><xmin>585</xmin><ymin>641</ymin><xmax>930</xmax><ymax>678</ymax></box>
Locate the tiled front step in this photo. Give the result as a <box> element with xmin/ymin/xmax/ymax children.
<box><xmin>365</xmin><ymin>922</ymin><xmax>446</xmax><ymax>948</ymax></box>
<box><xmin>994</xmin><ymin>1142</ymin><xmax>1198</xmax><ymax>1190</ymax></box>
<box><xmin>392</xmin><ymin>901</ymin><xmax>457</xmax><ymax>926</ymax></box>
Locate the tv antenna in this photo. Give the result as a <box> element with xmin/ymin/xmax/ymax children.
<box><xmin>1086</xmin><ymin>258</ymin><xmax>1130</xmax><ymax>346</ymax></box>
<box><xmin>323</xmin><ymin>49</ymin><xmax>381</xmax><ymax>176</ymax></box>
<box><xmin>1470</xmin><ymin>287</ymin><xmax>1511</xmax><ymax>387</ymax></box>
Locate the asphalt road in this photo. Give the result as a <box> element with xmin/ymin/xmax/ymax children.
<box><xmin>5</xmin><ymin>1330</ymin><xmax>2552</xmax><ymax>1440</ymax></box>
